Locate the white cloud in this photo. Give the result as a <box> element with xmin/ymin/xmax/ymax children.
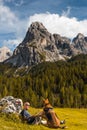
<box><xmin>28</xmin><ymin>12</ymin><xmax>87</xmax><ymax>38</ymax></box>
<box><xmin>0</xmin><ymin>1</ymin><xmax>28</xmax><ymax>51</ymax></box>
<box><xmin>62</xmin><ymin>6</ymin><xmax>71</xmax><ymax>17</ymax></box>
<box><xmin>0</xmin><ymin>4</ymin><xmax>27</xmax><ymax>36</ymax></box>
<box><xmin>3</xmin><ymin>39</ymin><xmax>22</xmax><ymax>46</ymax></box>
<box><xmin>0</xmin><ymin>1</ymin><xmax>28</xmax><ymax>49</ymax></box>
<box><xmin>0</xmin><ymin>5</ymin><xmax>18</xmax><ymax>33</ymax></box>
<box><xmin>1</xmin><ymin>1</ymin><xmax>87</xmax><ymax>51</ymax></box>
<box><xmin>2</xmin><ymin>38</ymin><xmax>22</xmax><ymax>50</ymax></box>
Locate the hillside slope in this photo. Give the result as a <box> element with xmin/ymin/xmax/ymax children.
<box><xmin>0</xmin><ymin>108</ymin><xmax>87</xmax><ymax>130</ymax></box>
<box><xmin>0</xmin><ymin>54</ymin><xmax>87</xmax><ymax>108</ymax></box>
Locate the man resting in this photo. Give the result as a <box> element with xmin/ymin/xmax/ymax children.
<box><xmin>20</xmin><ymin>102</ymin><xmax>40</xmax><ymax>124</ymax></box>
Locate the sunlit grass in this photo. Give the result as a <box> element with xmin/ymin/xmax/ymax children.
<box><xmin>0</xmin><ymin>108</ymin><xmax>87</xmax><ymax>130</ymax></box>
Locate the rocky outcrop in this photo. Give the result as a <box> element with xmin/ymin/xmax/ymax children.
<box><xmin>5</xmin><ymin>22</ymin><xmax>64</xmax><ymax>66</ymax></box>
<box><xmin>0</xmin><ymin>46</ymin><xmax>12</xmax><ymax>62</ymax></box>
<box><xmin>72</xmin><ymin>33</ymin><xmax>87</xmax><ymax>54</ymax></box>
<box><xmin>4</xmin><ymin>22</ymin><xmax>87</xmax><ymax>67</ymax></box>
<box><xmin>53</xmin><ymin>34</ymin><xmax>73</xmax><ymax>56</ymax></box>
<box><xmin>0</xmin><ymin>96</ymin><xmax>23</xmax><ymax>114</ymax></box>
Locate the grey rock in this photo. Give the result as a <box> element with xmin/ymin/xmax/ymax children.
<box><xmin>0</xmin><ymin>96</ymin><xmax>23</xmax><ymax>114</ymax></box>
<box><xmin>72</xmin><ymin>33</ymin><xmax>87</xmax><ymax>54</ymax></box>
<box><xmin>5</xmin><ymin>22</ymin><xmax>64</xmax><ymax>66</ymax></box>
<box><xmin>53</xmin><ymin>34</ymin><xmax>73</xmax><ymax>56</ymax></box>
<box><xmin>4</xmin><ymin>22</ymin><xmax>87</xmax><ymax>67</ymax></box>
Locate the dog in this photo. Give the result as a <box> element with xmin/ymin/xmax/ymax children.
<box><xmin>38</xmin><ymin>98</ymin><xmax>66</xmax><ymax>128</ymax></box>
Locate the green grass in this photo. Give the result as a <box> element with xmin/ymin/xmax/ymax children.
<box><xmin>0</xmin><ymin>108</ymin><xmax>87</xmax><ymax>130</ymax></box>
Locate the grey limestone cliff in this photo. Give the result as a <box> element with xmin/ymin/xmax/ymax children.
<box><xmin>4</xmin><ymin>22</ymin><xmax>87</xmax><ymax>67</ymax></box>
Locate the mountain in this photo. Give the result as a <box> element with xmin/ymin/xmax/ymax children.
<box><xmin>5</xmin><ymin>22</ymin><xmax>65</xmax><ymax>66</ymax></box>
<box><xmin>4</xmin><ymin>22</ymin><xmax>87</xmax><ymax>67</ymax></box>
<box><xmin>72</xmin><ymin>33</ymin><xmax>87</xmax><ymax>54</ymax></box>
<box><xmin>0</xmin><ymin>46</ymin><xmax>12</xmax><ymax>62</ymax></box>
<box><xmin>53</xmin><ymin>34</ymin><xmax>74</xmax><ymax>56</ymax></box>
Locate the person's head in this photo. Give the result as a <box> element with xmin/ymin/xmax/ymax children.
<box><xmin>23</xmin><ymin>102</ymin><xmax>30</xmax><ymax>110</ymax></box>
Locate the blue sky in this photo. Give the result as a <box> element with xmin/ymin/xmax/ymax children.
<box><xmin>0</xmin><ymin>0</ymin><xmax>87</xmax><ymax>51</ymax></box>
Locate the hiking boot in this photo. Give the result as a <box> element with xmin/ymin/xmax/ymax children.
<box><xmin>60</xmin><ymin>120</ymin><xmax>66</xmax><ymax>124</ymax></box>
<box><xmin>35</xmin><ymin>117</ymin><xmax>42</xmax><ymax>125</ymax></box>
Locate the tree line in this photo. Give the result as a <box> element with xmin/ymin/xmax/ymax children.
<box><xmin>0</xmin><ymin>54</ymin><xmax>87</xmax><ymax>108</ymax></box>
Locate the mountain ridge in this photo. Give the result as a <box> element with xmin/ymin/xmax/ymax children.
<box><xmin>4</xmin><ymin>22</ymin><xmax>87</xmax><ymax>67</ymax></box>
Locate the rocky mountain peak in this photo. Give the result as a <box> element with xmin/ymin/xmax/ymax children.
<box><xmin>29</xmin><ymin>22</ymin><xmax>47</xmax><ymax>31</ymax></box>
<box><xmin>73</xmin><ymin>33</ymin><xmax>85</xmax><ymax>43</ymax></box>
<box><xmin>53</xmin><ymin>34</ymin><xmax>73</xmax><ymax>56</ymax></box>
<box><xmin>22</xmin><ymin>22</ymin><xmax>50</xmax><ymax>44</ymax></box>
<box><xmin>5</xmin><ymin>22</ymin><xmax>63</xmax><ymax>66</ymax></box>
<box><xmin>73</xmin><ymin>33</ymin><xmax>87</xmax><ymax>54</ymax></box>
<box><xmin>4</xmin><ymin>22</ymin><xmax>87</xmax><ymax>67</ymax></box>
<box><xmin>76</xmin><ymin>33</ymin><xmax>84</xmax><ymax>39</ymax></box>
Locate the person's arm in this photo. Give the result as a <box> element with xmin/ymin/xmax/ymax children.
<box><xmin>22</xmin><ymin>110</ymin><xmax>31</xmax><ymax>120</ymax></box>
<box><xmin>34</xmin><ymin>110</ymin><xmax>44</xmax><ymax>117</ymax></box>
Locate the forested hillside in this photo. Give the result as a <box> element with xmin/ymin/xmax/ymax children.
<box><xmin>0</xmin><ymin>54</ymin><xmax>87</xmax><ymax>108</ymax></box>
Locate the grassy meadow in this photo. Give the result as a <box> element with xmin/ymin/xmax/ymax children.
<box><xmin>0</xmin><ymin>108</ymin><xmax>87</xmax><ymax>130</ymax></box>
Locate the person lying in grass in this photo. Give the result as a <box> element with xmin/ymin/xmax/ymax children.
<box><xmin>20</xmin><ymin>102</ymin><xmax>41</xmax><ymax>125</ymax></box>
<box><xmin>20</xmin><ymin>100</ymin><xmax>66</xmax><ymax>128</ymax></box>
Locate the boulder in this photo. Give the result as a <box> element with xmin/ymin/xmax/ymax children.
<box><xmin>0</xmin><ymin>96</ymin><xmax>23</xmax><ymax>114</ymax></box>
